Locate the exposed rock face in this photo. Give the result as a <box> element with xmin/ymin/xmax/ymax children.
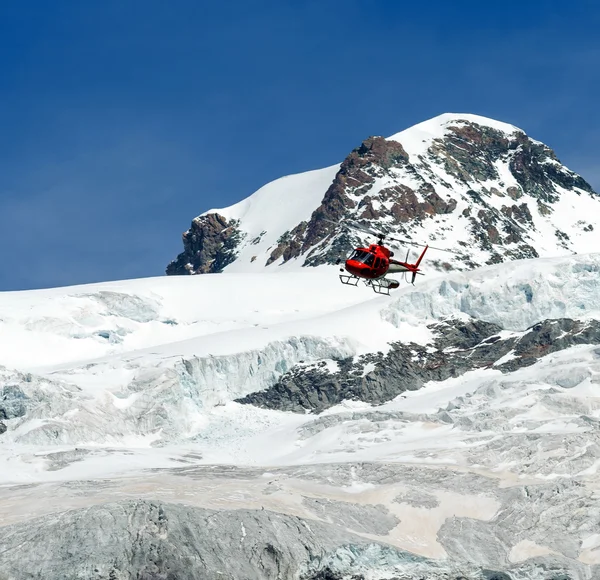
<box><xmin>167</xmin><ymin>115</ymin><xmax>597</xmax><ymax>275</ymax></box>
<box><xmin>271</xmin><ymin>137</ymin><xmax>411</xmax><ymax>267</ymax></box>
<box><xmin>0</xmin><ymin>500</ymin><xmax>444</xmax><ymax>580</ymax></box>
<box><xmin>166</xmin><ymin>213</ymin><xmax>243</xmax><ymax>275</ymax></box>
<box><xmin>0</xmin><ymin>470</ymin><xmax>594</xmax><ymax>580</ymax></box>
<box><xmin>237</xmin><ymin>317</ymin><xmax>600</xmax><ymax>413</ymax></box>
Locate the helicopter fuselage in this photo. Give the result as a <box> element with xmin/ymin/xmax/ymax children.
<box><xmin>342</xmin><ymin>242</ymin><xmax>428</xmax><ymax>287</ymax></box>
<box><xmin>344</xmin><ymin>244</ymin><xmax>390</xmax><ymax>280</ymax></box>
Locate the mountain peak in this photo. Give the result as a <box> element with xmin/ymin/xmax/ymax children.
<box><xmin>386</xmin><ymin>113</ymin><xmax>523</xmax><ymax>158</ymax></box>
<box><xmin>390</xmin><ymin>112</ymin><xmax>522</xmax><ymax>138</ymax></box>
<box><xmin>167</xmin><ymin>113</ymin><xmax>597</xmax><ymax>277</ymax></box>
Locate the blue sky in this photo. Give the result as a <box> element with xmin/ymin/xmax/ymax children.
<box><xmin>0</xmin><ymin>0</ymin><xmax>598</xmax><ymax>290</ymax></box>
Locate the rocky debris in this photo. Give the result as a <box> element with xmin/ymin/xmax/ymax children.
<box><xmin>394</xmin><ymin>489</ymin><xmax>440</xmax><ymax>509</ymax></box>
<box><xmin>166</xmin><ymin>213</ymin><xmax>243</xmax><ymax>275</ymax></box>
<box><xmin>500</xmin><ymin>203</ymin><xmax>533</xmax><ymax>226</ymax></box>
<box><xmin>0</xmin><ymin>421</ymin><xmax>6</xmax><ymax>435</ymax></box>
<box><xmin>237</xmin><ymin>317</ymin><xmax>600</xmax><ymax>413</ymax></box>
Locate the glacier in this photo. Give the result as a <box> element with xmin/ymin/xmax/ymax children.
<box><xmin>3</xmin><ymin>253</ymin><xmax>600</xmax><ymax>452</ymax></box>
<box><xmin>2</xmin><ymin>252</ymin><xmax>600</xmax><ymax>577</ymax></box>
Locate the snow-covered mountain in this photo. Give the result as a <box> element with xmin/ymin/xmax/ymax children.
<box><xmin>3</xmin><ymin>114</ymin><xmax>600</xmax><ymax>580</ymax></box>
<box><xmin>167</xmin><ymin>113</ymin><xmax>598</xmax><ymax>276</ymax></box>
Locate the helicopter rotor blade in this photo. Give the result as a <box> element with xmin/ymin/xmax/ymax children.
<box><xmin>345</xmin><ymin>219</ymin><xmax>383</xmax><ymax>239</ymax></box>
<box><xmin>321</xmin><ymin>217</ymin><xmax>459</xmax><ymax>254</ymax></box>
<box><xmin>321</xmin><ymin>218</ymin><xmax>376</xmax><ymax>238</ymax></box>
<box><xmin>386</xmin><ymin>235</ymin><xmax>458</xmax><ymax>254</ymax></box>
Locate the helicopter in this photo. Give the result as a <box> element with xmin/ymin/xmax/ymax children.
<box><xmin>332</xmin><ymin>219</ymin><xmax>455</xmax><ymax>295</ymax></box>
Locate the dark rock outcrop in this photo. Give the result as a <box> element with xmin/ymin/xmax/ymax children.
<box><xmin>237</xmin><ymin>318</ymin><xmax>600</xmax><ymax>413</ymax></box>
<box><xmin>166</xmin><ymin>214</ymin><xmax>243</xmax><ymax>275</ymax></box>
<box><xmin>269</xmin><ymin>137</ymin><xmax>411</xmax><ymax>267</ymax></box>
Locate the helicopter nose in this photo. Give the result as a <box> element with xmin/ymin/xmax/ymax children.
<box><xmin>345</xmin><ymin>259</ymin><xmax>367</xmax><ymax>277</ymax></box>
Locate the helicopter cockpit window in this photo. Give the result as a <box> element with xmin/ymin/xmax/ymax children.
<box><xmin>350</xmin><ymin>250</ymin><xmax>374</xmax><ymax>266</ymax></box>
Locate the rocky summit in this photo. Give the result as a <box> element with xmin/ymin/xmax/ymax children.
<box><xmin>167</xmin><ymin>113</ymin><xmax>597</xmax><ymax>276</ymax></box>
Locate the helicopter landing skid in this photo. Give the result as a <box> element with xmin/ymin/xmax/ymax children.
<box><xmin>339</xmin><ymin>274</ymin><xmax>399</xmax><ymax>295</ymax></box>
<box><xmin>339</xmin><ymin>274</ymin><xmax>360</xmax><ymax>287</ymax></box>
<box><xmin>366</xmin><ymin>277</ymin><xmax>399</xmax><ymax>296</ymax></box>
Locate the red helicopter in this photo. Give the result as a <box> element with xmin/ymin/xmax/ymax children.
<box><xmin>334</xmin><ymin>220</ymin><xmax>454</xmax><ymax>295</ymax></box>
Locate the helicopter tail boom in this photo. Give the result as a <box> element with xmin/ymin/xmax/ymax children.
<box><xmin>414</xmin><ymin>245</ymin><xmax>428</xmax><ymax>268</ymax></box>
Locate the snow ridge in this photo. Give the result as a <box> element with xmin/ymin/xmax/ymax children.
<box><xmin>386</xmin><ymin>112</ymin><xmax>523</xmax><ymax>156</ymax></box>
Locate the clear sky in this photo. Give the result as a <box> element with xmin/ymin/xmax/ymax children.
<box><xmin>0</xmin><ymin>0</ymin><xmax>598</xmax><ymax>290</ymax></box>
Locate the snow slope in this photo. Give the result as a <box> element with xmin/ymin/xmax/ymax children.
<box><xmin>201</xmin><ymin>164</ymin><xmax>340</xmax><ymax>273</ymax></box>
